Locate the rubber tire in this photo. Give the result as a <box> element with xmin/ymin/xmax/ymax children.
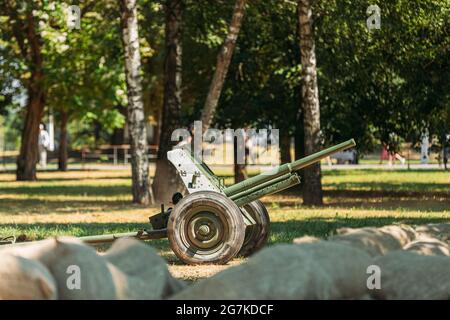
<box><xmin>238</xmin><ymin>200</ymin><xmax>270</xmax><ymax>257</ymax></box>
<box><xmin>168</xmin><ymin>191</ymin><xmax>245</xmax><ymax>265</ymax></box>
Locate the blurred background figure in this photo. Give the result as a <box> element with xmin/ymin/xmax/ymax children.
<box><xmin>38</xmin><ymin>124</ymin><xmax>50</xmax><ymax>169</ymax></box>
<box><xmin>420</xmin><ymin>130</ymin><xmax>429</xmax><ymax>164</ymax></box>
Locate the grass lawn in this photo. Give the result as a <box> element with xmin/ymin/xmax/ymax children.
<box><xmin>0</xmin><ymin>168</ymin><xmax>449</xmax><ymax>280</ymax></box>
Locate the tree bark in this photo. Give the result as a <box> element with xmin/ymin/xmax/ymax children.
<box><xmin>234</xmin><ymin>135</ymin><xmax>247</xmax><ymax>183</ymax></box>
<box><xmin>152</xmin><ymin>0</ymin><xmax>185</xmax><ymax>203</ymax></box>
<box><xmin>58</xmin><ymin>110</ymin><xmax>68</xmax><ymax>171</ymax></box>
<box><xmin>16</xmin><ymin>10</ymin><xmax>45</xmax><ymax>181</ymax></box>
<box><xmin>120</xmin><ymin>0</ymin><xmax>151</xmax><ymax>205</ymax></box>
<box><xmin>201</xmin><ymin>0</ymin><xmax>247</xmax><ymax>132</ymax></box>
<box><xmin>298</xmin><ymin>0</ymin><xmax>323</xmax><ymax>205</ymax></box>
<box><xmin>280</xmin><ymin>131</ymin><xmax>292</xmax><ymax>164</ymax></box>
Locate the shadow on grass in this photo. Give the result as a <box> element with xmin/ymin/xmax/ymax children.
<box><xmin>267</xmin><ymin>198</ymin><xmax>450</xmax><ymax>212</ymax></box>
<box><xmin>323</xmin><ymin>182</ymin><xmax>450</xmax><ymax>193</ymax></box>
<box><xmin>36</xmin><ymin>176</ymin><xmax>131</xmax><ymax>182</ymax></box>
<box><xmin>0</xmin><ymin>175</ymin><xmax>131</xmax><ymax>183</ymax></box>
<box><xmin>268</xmin><ymin>216</ymin><xmax>450</xmax><ymax>244</ymax></box>
<box><xmin>0</xmin><ymin>198</ymin><xmax>157</xmax><ymax>215</ymax></box>
<box><xmin>322</xmin><ymin>168</ymin><xmax>450</xmax><ymax>176</ymax></box>
<box><xmin>0</xmin><ymin>185</ymin><xmax>131</xmax><ymax>197</ymax></box>
<box><xmin>0</xmin><ymin>222</ymin><xmax>170</xmax><ymax>251</ymax></box>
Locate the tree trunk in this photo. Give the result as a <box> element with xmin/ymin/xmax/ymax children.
<box><xmin>280</xmin><ymin>131</ymin><xmax>292</xmax><ymax>164</ymax></box>
<box><xmin>58</xmin><ymin>110</ymin><xmax>68</xmax><ymax>171</ymax></box>
<box><xmin>294</xmin><ymin>111</ymin><xmax>305</xmax><ymax>192</ymax></box>
<box><xmin>120</xmin><ymin>0</ymin><xmax>151</xmax><ymax>205</ymax></box>
<box><xmin>201</xmin><ymin>0</ymin><xmax>247</xmax><ymax>132</ymax></box>
<box><xmin>152</xmin><ymin>0</ymin><xmax>185</xmax><ymax>203</ymax></box>
<box><xmin>234</xmin><ymin>136</ymin><xmax>247</xmax><ymax>183</ymax></box>
<box><xmin>298</xmin><ymin>0</ymin><xmax>323</xmax><ymax>205</ymax></box>
<box><xmin>16</xmin><ymin>11</ymin><xmax>45</xmax><ymax>181</ymax></box>
<box><xmin>111</xmin><ymin>105</ymin><xmax>127</xmax><ymax>145</ymax></box>
<box><xmin>16</xmin><ymin>83</ymin><xmax>45</xmax><ymax>180</ymax></box>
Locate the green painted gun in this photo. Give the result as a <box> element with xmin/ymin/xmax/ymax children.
<box><xmin>161</xmin><ymin>139</ymin><xmax>356</xmax><ymax>265</ymax></box>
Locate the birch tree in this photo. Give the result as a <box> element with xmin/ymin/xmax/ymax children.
<box><xmin>298</xmin><ymin>0</ymin><xmax>323</xmax><ymax>205</ymax></box>
<box><xmin>120</xmin><ymin>0</ymin><xmax>151</xmax><ymax>204</ymax></box>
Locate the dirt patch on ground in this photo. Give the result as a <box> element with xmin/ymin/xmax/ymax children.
<box><xmin>167</xmin><ymin>259</ymin><xmax>245</xmax><ymax>283</ymax></box>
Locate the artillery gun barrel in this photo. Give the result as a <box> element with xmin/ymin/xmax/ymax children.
<box><xmin>224</xmin><ymin>139</ymin><xmax>356</xmax><ymax>197</ymax></box>
<box><xmin>233</xmin><ymin>174</ymin><xmax>301</xmax><ymax>207</ymax></box>
<box><xmin>229</xmin><ymin>173</ymin><xmax>291</xmax><ymax>201</ymax></box>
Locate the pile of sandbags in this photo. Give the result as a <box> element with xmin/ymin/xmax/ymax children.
<box><xmin>328</xmin><ymin>225</ymin><xmax>417</xmax><ymax>256</ymax></box>
<box><xmin>403</xmin><ymin>237</ymin><xmax>449</xmax><ymax>256</ymax></box>
<box><xmin>1</xmin><ymin>222</ymin><xmax>448</xmax><ymax>300</ymax></box>
<box><xmin>173</xmin><ymin>223</ymin><xmax>449</xmax><ymax>300</ymax></box>
<box><xmin>415</xmin><ymin>223</ymin><xmax>450</xmax><ymax>243</ymax></box>
<box><xmin>372</xmin><ymin>251</ymin><xmax>450</xmax><ymax>299</ymax></box>
<box><xmin>172</xmin><ymin>242</ymin><xmax>372</xmax><ymax>300</ymax></box>
<box><xmin>0</xmin><ymin>237</ymin><xmax>184</xmax><ymax>300</ymax></box>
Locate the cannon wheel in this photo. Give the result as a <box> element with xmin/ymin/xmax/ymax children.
<box><xmin>168</xmin><ymin>191</ymin><xmax>245</xmax><ymax>265</ymax></box>
<box><xmin>238</xmin><ymin>200</ymin><xmax>270</xmax><ymax>257</ymax></box>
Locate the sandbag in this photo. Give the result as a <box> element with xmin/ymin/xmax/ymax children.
<box><xmin>0</xmin><ymin>253</ymin><xmax>57</xmax><ymax>300</ymax></box>
<box><xmin>403</xmin><ymin>237</ymin><xmax>449</xmax><ymax>256</ymax></box>
<box><xmin>293</xmin><ymin>236</ymin><xmax>320</xmax><ymax>245</ymax></box>
<box><xmin>2</xmin><ymin>237</ymin><xmax>184</xmax><ymax>300</ymax></box>
<box><xmin>1</xmin><ymin>237</ymin><xmax>123</xmax><ymax>299</ymax></box>
<box><xmin>27</xmin><ymin>237</ymin><xmax>118</xmax><ymax>299</ymax></box>
<box><xmin>329</xmin><ymin>225</ymin><xmax>416</xmax><ymax>257</ymax></box>
<box><xmin>103</xmin><ymin>238</ymin><xmax>185</xmax><ymax>298</ymax></box>
<box><xmin>372</xmin><ymin>251</ymin><xmax>450</xmax><ymax>299</ymax></box>
<box><xmin>415</xmin><ymin>223</ymin><xmax>450</xmax><ymax>243</ymax></box>
<box><xmin>172</xmin><ymin>242</ymin><xmax>372</xmax><ymax>300</ymax></box>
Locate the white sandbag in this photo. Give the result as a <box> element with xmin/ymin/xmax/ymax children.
<box><xmin>415</xmin><ymin>223</ymin><xmax>450</xmax><ymax>242</ymax></box>
<box><xmin>30</xmin><ymin>237</ymin><xmax>118</xmax><ymax>299</ymax></box>
<box><xmin>372</xmin><ymin>251</ymin><xmax>450</xmax><ymax>299</ymax></box>
<box><xmin>1</xmin><ymin>237</ymin><xmax>184</xmax><ymax>300</ymax></box>
<box><xmin>403</xmin><ymin>237</ymin><xmax>449</xmax><ymax>256</ymax></box>
<box><xmin>0</xmin><ymin>253</ymin><xmax>57</xmax><ymax>300</ymax></box>
<box><xmin>329</xmin><ymin>225</ymin><xmax>416</xmax><ymax>256</ymax></box>
<box><xmin>293</xmin><ymin>236</ymin><xmax>320</xmax><ymax>245</ymax></box>
<box><xmin>172</xmin><ymin>242</ymin><xmax>372</xmax><ymax>300</ymax></box>
<box><xmin>103</xmin><ymin>238</ymin><xmax>185</xmax><ymax>298</ymax></box>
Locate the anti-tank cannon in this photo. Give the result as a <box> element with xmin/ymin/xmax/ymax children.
<box><xmin>160</xmin><ymin>139</ymin><xmax>356</xmax><ymax>264</ymax></box>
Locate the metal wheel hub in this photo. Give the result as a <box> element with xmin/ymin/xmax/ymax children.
<box><xmin>186</xmin><ymin>211</ymin><xmax>224</xmax><ymax>250</ymax></box>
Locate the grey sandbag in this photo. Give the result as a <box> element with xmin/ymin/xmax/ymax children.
<box><xmin>103</xmin><ymin>238</ymin><xmax>185</xmax><ymax>299</ymax></box>
<box><xmin>415</xmin><ymin>223</ymin><xmax>450</xmax><ymax>243</ymax></box>
<box><xmin>2</xmin><ymin>237</ymin><xmax>184</xmax><ymax>299</ymax></box>
<box><xmin>292</xmin><ymin>235</ymin><xmax>320</xmax><ymax>244</ymax></box>
<box><xmin>0</xmin><ymin>253</ymin><xmax>57</xmax><ymax>300</ymax></box>
<box><xmin>403</xmin><ymin>237</ymin><xmax>449</xmax><ymax>256</ymax></box>
<box><xmin>21</xmin><ymin>237</ymin><xmax>118</xmax><ymax>299</ymax></box>
<box><xmin>372</xmin><ymin>251</ymin><xmax>450</xmax><ymax>299</ymax></box>
<box><xmin>172</xmin><ymin>242</ymin><xmax>372</xmax><ymax>300</ymax></box>
<box><xmin>328</xmin><ymin>225</ymin><xmax>416</xmax><ymax>257</ymax></box>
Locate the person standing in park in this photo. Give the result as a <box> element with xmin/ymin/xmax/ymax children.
<box><xmin>38</xmin><ymin>124</ymin><xmax>50</xmax><ymax>169</ymax></box>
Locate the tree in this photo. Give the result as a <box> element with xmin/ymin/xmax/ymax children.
<box><xmin>200</xmin><ymin>0</ymin><xmax>247</xmax><ymax>133</ymax></box>
<box><xmin>58</xmin><ymin>109</ymin><xmax>69</xmax><ymax>171</ymax></box>
<box><xmin>1</xmin><ymin>1</ymin><xmax>47</xmax><ymax>180</ymax></box>
<box><xmin>298</xmin><ymin>0</ymin><xmax>323</xmax><ymax>205</ymax></box>
<box><xmin>152</xmin><ymin>0</ymin><xmax>185</xmax><ymax>203</ymax></box>
<box><xmin>120</xmin><ymin>0</ymin><xmax>151</xmax><ymax>204</ymax></box>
